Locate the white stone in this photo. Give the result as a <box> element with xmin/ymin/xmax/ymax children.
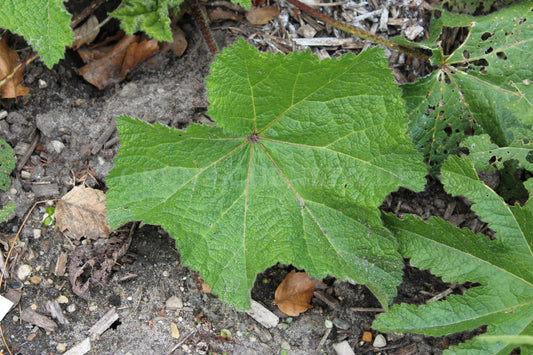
<box><xmin>50</xmin><ymin>140</ymin><xmax>65</xmax><ymax>154</ymax></box>
<box><xmin>33</xmin><ymin>229</ymin><xmax>41</xmax><ymax>239</ymax></box>
<box><xmin>373</xmin><ymin>334</ymin><xmax>387</xmax><ymax>348</ymax></box>
<box><xmin>16</xmin><ymin>264</ymin><xmax>32</xmax><ymax>281</ymax></box>
<box><xmin>165</xmin><ymin>296</ymin><xmax>183</xmax><ymax>311</ymax></box>
<box><xmin>333</xmin><ymin>340</ymin><xmax>355</xmax><ymax>355</ymax></box>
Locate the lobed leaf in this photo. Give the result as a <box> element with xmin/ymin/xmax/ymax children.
<box><xmin>403</xmin><ymin>2</ymin><xmax>532</xmax><ymax>174</ymax></box>
<box><xmin>375</xmin><ymin>155</ymin><xmax>533</xmax><ymax>354</ymax></box>
<box><xmin>106</xmin><ymin>40</ymin><xmax>426</xmax><ymax>310</ymax></box>
<box><xmin>0</xmin><ymin>0</ymin><xmax>73</xmax><ymax>68</ymax></box>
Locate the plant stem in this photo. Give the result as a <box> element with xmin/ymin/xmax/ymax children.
<box><xmin>285</xmin><ymin>0</ymin><xmax>431</xmax><ymax>63</ymax></box>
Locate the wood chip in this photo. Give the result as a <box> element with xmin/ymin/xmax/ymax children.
<box><xmin>46</xmin><ymin>300</ymin><xmax>70</xmax><ymax>325</ymax></box>
<box><xmin>54</xmin><ymin>252</ymin><xmax>68</xmax><ymax>276</ymax></box>
<box><xmin>88</xmin><ymin>308</ymin><xmax>119</xmax><ymax>340</ymax></box>
<box><xmin>20</xmin><ymin>308</ymin><xmax>57</xmax><ymax>332</ymax></box>
<box><xmin>246</xmin><ymin>300</ymin><xmax>279</xmax><ymax>329</ymax></box>
<box><xmin>64</xmin><ymin>337</ymin><xmax>91</xmax><ymax>355</ymax></box>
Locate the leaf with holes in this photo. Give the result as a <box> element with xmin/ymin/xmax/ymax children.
<box><xmin>402</xmin><ymin>2</ymin><xmax>532</xmax><ymax>174</ymax></box>
<box><xmin>106</xmin><ymin>39</ymin><xmax>426</xmax><ymax>310</ymax></box>
<box><xmin>375</xmin><ymin>153</ymin><xmax>533</xmax><ymax>354</ymax></box>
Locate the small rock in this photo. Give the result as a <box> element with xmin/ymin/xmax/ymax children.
<box><xmin>38</xmin><ymin>79</ymin><xmax>48</xmax><ymax>89</ymax></box>
<box><xmin>333</xmin><ymin>317</ymin><xmax>350</xmax><ymax>330</ymax></box>
<box><xmin>165</xmin><ymin>296</ymin><xmax>183</xmax><ymax>311</ymax></box>
<box><xmin>56</xmin><ymin>343</ymin><xmax>67</xmax><ymax>353</ymax></box>
<box><xmin>56</xmin><ymin>295</ymin><xmax>69</xmax><ymax>304</ymax></box>
<box><xmin>170</xmin><ymin>322</ymin><xmax>180</xmax><ymax>339</ymax></box>
<box><xmin>162</xmin><ymin>270</ymin><xmax>170</xmax><ymax>277</ymax></box>
<box><xmin>29</xmin><ymin>275</ymin><xmax>42</xmax><ymax>285</ymax></box>
<box><xmin>50</xmin><ymin>140</ymin><xmax>65</xmax><ymax>154</ymax></box>
<box><xmin>33</xmin><ymin>229</ymin><xmax>41</xmax><ymax>239</ymax></box>
<box><xmin>373</xmin><ymin>334</ymin><xmax>387</xmax><ymax>348</ymax></box>
<box><xmin>281</xmin><ymin>341</ymin><xmax>290</xmax><ymax>350</ymax></box>
<box><xmin>333</xmin><ymin>340</ymin><xmax>355</xmax><ymax>355</ymax></box>
<box><xmin>405</xmin><ymin>24</ymin><xmax>424</xmax><ymax>40</ymax></box>
<box><xmin>21</xmin><ymin>170</ymin><xmax>31</xmax><ymax>179</ymax></box>
<box><xmin>67</xmin><ymin>304</ymin><xmax>76</xmax><ymax>313</ymax></box>
<box><xmin>16</xmin><ymin>264</ymin><xmax>32</xmax><ymax>281</ymax></box>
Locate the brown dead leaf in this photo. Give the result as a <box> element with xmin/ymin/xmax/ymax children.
<box><xmin>0</xmin><ymin>37</ymin><xmax>30</xmax><ymax>98</ymax></box>
<box><xmin>55</xmin><ymin>185</ymin><xmax>110</xmax><ymax>240</ymax></box>
<box><xmin>275</xmin><ymin>270</ymin><xmax>320</xmax><ymax>316</ymax></box>
<box><xmin>72</xmin><ymin>15</ymin><xmax>100</xmax><ymax>50</ymax></box>
<box><xmin>77</xmin><ymin>35</ymin><xmax>159</xmax><ymax>89</ymax></box>
<box><xmin>160</xmin><ymin>28</ymin><xmax>188</xmax><ymax>57</ymax></box>
<box><xmin>246</xmin><ymin>6</ymin><xmax>280</xmax><ymax>25</ymax></box>
<box><xmin>208</xmin><ymin>7</ymin><xmax>243</xmax><ymax>22</ymax></box>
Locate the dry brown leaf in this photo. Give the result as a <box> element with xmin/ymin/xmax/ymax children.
<box><xmin>160</xmin><ymin>28</ymin><xmax>188</xmax><ymax>57</ymax></box>
<box><xmin>72</xmin><ymin>15</ymin><xmax>100</xmax><ymax>50</ymax></box>
<box><xmin>0</xmin><ymin>37</ymin><xmax>30</xmax><ymax>98</ymax></box>
<box><xmin>246</xmin><ymin>6</ymin><xmax>280</xmax><ymax>25</ymax></box>
<box><xmin>208</xmin><ymin>7</ymin><xmax>243</xmax><ymax>22</ymax></box>
<box><xmin>274</xmin><ymin>270</ymin><xmax>319</xmax><ymax>316</ymax></box>
<box><xmin>55</xmin><ymin>185</ymin><xmax>110</xmax><ymax>240</ymax></box>
<box><xmin>77</xmin><ymin>35</ymin><xmax>159</xmax><ymax>89</ymax></box>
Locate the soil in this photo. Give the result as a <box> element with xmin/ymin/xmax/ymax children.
<box><xmin>0</xmin><ymin>0</ymin><xmax>499</xmax><ymax>354</ymax></box>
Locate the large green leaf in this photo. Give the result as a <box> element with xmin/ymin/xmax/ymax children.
<box><xmin>0</xmin><ymin>0</ymin><xmax>73</xmax><ymax>68</ymax></box>
<box><xmin>403</xmin><ymin>2</ymin><xmax>532</xmax><ymax>174</ymax></box>
<box><xmin>106</xmin><ymin>40</ymin><xmax>427</xmax><ymax>310</ymax></box>
<box><xmin>374</xmin><ymin>155</ymin><xmax>533</xmax><ymax>354</ymax></box>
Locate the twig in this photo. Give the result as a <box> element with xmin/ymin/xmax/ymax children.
<box><xmin>16</xmin><ymin>129</ymin><xmax>39</xmax><ymax>171</ymax></box>
<box><xmin>284</xmin><ymin>0</ymin><xmax>431</xmax><ymax>63</ymax></box>
<box><xmin>71</xmin><ymin>0</ymin><xmax>106</xmax><ymax>28</ymax></box>
<box><xmin>167</xmin><ymin>329</ymin><xmax>197</xmax><ymax>355</ymax></box>
<box><xmin>0</xmin><ymin>324</ymin><xmax>13</xmax><ymax>355</ymax></box>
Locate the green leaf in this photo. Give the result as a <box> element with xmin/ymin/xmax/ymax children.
<box><xmin>0</xmin><ymin>139</ymin><xmax>16</xmax><ymax>191</ymax></box>
<box><xmin>404</xmin><ymin>2</ymin><xmax>533</xmax><ymax>174</ymax></box>
<box><xmin>461</xmin><ymin>134</ymin><xmax>533</xmax><ymax>172</ymax></box>
<box><xmin>111</xmin><ymin>0</ymin><xmax>184</xmax><ymax>42</ymax></box>
<box><xmin>0</xmin><ymin>201</ymin><xmax>15</xmax><ymax>223</ymax></box>
<box><xmin>375</xmin><ymin>155</ymin><xmax>533</xmax><ymax>354</ymax></box>
<box><xmin>0</xmin><ymin>0</ymin><xmax>73</xmax><ymax>68</ymax></box>
<box><xmin>442</xmin><ymin>0</ymin><xmax>520</xmax><ymax>15</ymax></box>
<box><xmin>478</xmin><ymin>335</ymin><xmax>533</xmax><ymax>346</ymax></box>
<box><xmin>106</xmin><ymin>40</ymin><xmax>427</xmax><ymax>310</ymax></box>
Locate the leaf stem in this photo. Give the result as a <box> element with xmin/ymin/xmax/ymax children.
<box><xmin>284</xmin><ymin>0</ymin><xmax>431</xmax><ymax>63</ymax></box>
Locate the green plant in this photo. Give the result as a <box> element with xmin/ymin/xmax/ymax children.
<box><xmin>0</xmin><ymin>138</ymin><xmax>16</xmax><ymax>222</ymax></box>
<box><xmin>106</xmin><ymin>39</ymin><xmax>427</xmax><ymax>310</ymax></box>
<box><xmin>373</xmin><ymin>145</ymin><xmax>533</xmax><ymax>353</ymax></box>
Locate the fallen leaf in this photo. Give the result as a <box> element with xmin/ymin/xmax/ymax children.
<box><xmin>72</xmin><ymin>15</ymin><xmax>100</xmax><ymax>50</ymax></box>
<box><xmin>77</xmin><ymin>35</ymin><xmax>159</xmax><ymax>89</ymax></box>
<box><xmin>208</xmin><ymin>7</ymin><xmax>243</xmax><ymax>22</ymax></box>
<box><xmin>170</xmin><ymin>322</ymin><xmax>180</xmax><ymax>339</ymax></box>
<box><xmin>56</xmin><ymin>185</ymin><xmax>110</xmax><ymax>240</ymax></box>
<box><xmin>246</xmin><ymin>6</ymin><xmax>280</xmax><ymax>25</ymax></box>
<box><xmin>160</xmin><ymin>28</ymin><xmax>188</xmax><ymax>57</ymax></box>
<box><xmin>274</xmin><ymin>270</ymin><xmax>320</xmax><ymax>317</ymax></box>
<box><xmin>0</xmin><ymin>37</ymin><xmax>30</xmax><ymax>98</ymax></box>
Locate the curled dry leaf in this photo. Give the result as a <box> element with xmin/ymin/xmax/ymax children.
<box><xmin>0</xmin><ymin>37</ymin><xmax>30</xmax><ymax>98</ymax></box>
<box><xmin>55</xmin><ymin>185</ymin><xmax>110</xmax><ymax>240</ymax></box>
<box><xmin>77</xmin><ymin>35</ymin><xmax>159</xmax><ymax>89</ymax></box>
<box><xmin>274</xmin><ymin>270</ymin><xmax>321</xmax><ymax>317</ymax></box>
<box><xmin>72</xmin><ymin>15</ymin><xmax>100</xmax><ymax>50</ymax></box>
<box><xmin>246</xmin><ymin>6</ymin><xmax>280</xmax><ymax>25</ymax></box>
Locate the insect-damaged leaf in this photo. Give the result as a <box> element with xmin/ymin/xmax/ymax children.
<box><xmin>106</xmin><ymin>39</ymin><xmax>426</xmax><ymax>310</ymax></box>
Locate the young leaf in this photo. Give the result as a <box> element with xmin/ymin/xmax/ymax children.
<box><xmin>111</xmin><ymin>0</ymin><xmax>185</xmax><ymax>42</ymax></box>
<box><xmin>0</xmin><ymin>0</ymin><xmax>73</xmax><ymax>68</ymax></box>
<box><xmin>106</xmin><ymin>40</ymin><xmax>426</xmax><ymax>310</ymax></box>
<box><xmin>375</xmin><ymin>155</ymin><xmax>533</xmax><ymax>354</ymax></box>
<box><xmin>403</xmin><ymin>2</ymin><xmax>532</xmax><ymax>174</ymax></box>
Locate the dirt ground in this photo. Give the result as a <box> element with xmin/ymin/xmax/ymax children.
<box><xmin>0</xmin><ymin>0</ymin><xmax>499</xmax><ymax>354</ymax></box>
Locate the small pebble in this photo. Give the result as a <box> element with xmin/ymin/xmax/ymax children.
<box><xmin>50</xmin><ymin>140</ymin><xmax>65</xmax><ymax>154</ymax></box>
<box><xmin>56</xmin><ymin>343</ymin><xmax>66</xmax><ymax>353</ymax></box>
<box><xmin>33</xmin><ymin>229</ymin><xmax>41</xmax><ymax>239</ymax></box>
<box><xmin>373</xmin><ymin>334</ymin><xmax>387</xmax><ymax>348</ymax></box>
<box><xmin>29</xmin><ymin>275</ymin><xmax>42</xmax><ymax>284</ymax></box>
<box><xmin>324</xmin><ymin>319</ymin><xmax>333</xmax><ymax>329</ymax></box>
<box><xmin>56</xmin><ymin>295</ymin><xmax>69</xmax><ymax>304</ymax></box>
<box><xmin>166</xmin><ymin>296</ymin><xmax>183</xmax><ymax>310</ymax></box>
<box><xmin>16</xmin><ymin>264</ymin><xmax>32</xmax><ymax>281</ymax></box>
<box><xmin>333</xmin><ymin>317</ymin><xmax>351</xmax><ymax>330</ymax></box>
<box><xmin>67</xmin><ymin>304</ymin><xmax>76</xmax><ymax>313</ymax></box>
<box><xmin>88</xmin><ymin>304</ymin><xmax>98</xmax><ymax>312</ymax></box>
<box><xmin>21</xmin><ymin>170</ymin><xmax>31</xmax><ymax>179</ymax></box>
<box><xmin>38</xmin><ymin>79</ymin><xmax>48</xmax><ymax>89</ymax></box>
<box><xmin>162</xmin><ymin>270</ymin><xmax>170</xmax><ymax>277</ymax></box>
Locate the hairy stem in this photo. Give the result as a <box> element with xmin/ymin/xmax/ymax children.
<box><xmin>285</xmin><ymin>0</ymin><xmax>431</xmax><ymax>63</ymax></box>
